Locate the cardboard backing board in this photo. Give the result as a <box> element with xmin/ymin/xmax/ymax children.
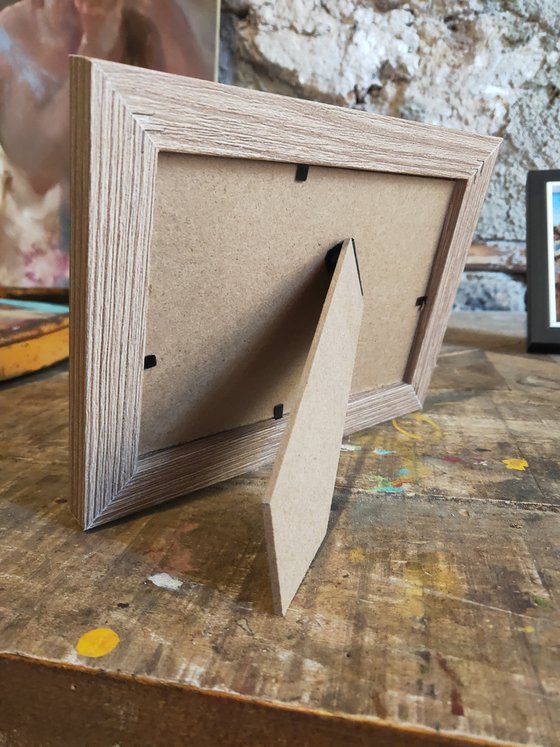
<box><xmin>139</xmin><ymin>153</ymin><xmax>453</xmax><ymax>456</ymax></box>
<box><xmin>69</xmin><ymin>57</ymin><xmax>500</xmax><ymax>529</ymax></box>
<box><xmin>263</xmin><ymin>239</ymin><xmax>364</xmax><ymax>614</ymax></box>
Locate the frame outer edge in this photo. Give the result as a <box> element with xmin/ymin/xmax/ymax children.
<box><xmin>408</xmin><ymin>143</ymin><xmax>501</xmax><ymax>404</ymax></box>
<box><xmin>87</xmin><ymin>383</ymin><xmax>421</xmax><ymax>529</ymax></box>
<box><xmin>71</xmin><ymin>58</ymin><xmax>159</xmax><ymax>529</ymax></box>
<box><xmin>69</xmin><ymin>56</ymin><xmax>92</xmax><ymax>529</ymax></box>
<box><xmin>92</xmin><ymin>57</ymin><xmax>499</xmax><ymax>182</ymax></box>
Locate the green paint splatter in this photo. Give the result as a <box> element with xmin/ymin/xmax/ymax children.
<box><xmin>533</xmin><ymin>595</ymin><xmax>550</xmax><ymax>608</ymax></box>
<box><xmin>365</xmin><ymin>473</ymin><xmax>406</xmax><ymax>494</ymax></box>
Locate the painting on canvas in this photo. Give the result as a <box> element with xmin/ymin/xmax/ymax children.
<box><xmin>0</xmin><ymin>0</ymin><xmax>219</xmax><ymax>290</ymax></box>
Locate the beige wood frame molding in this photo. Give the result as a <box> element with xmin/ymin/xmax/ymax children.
<box><xmin>70</xmin><ymin>56</ymin><xmax>500</xmax><ymax>530</ymax></box>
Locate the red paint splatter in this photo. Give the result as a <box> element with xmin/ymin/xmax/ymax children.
<box><xmin>142</xmin><ymin>543</ymin><xmax>195</xmax><ymax>574</ymax></box>
<box><xmin>436</xmin><ymin>653</ymin><xmax>464</xmax><ymax>686</ymax></box>
<box><xmin>142</xmin><ymin>522</ymin><xmax>199</xmax><ymax>574</ymax></box>
<box><xmin>443</xmin><ymin>455</ymin><xmax>463</xmax><ymax>463</ymax></box>
<box><xmin>451</xmin><ymin>687</ymin><xmax>464</xmax><ymax>716</ymax></box>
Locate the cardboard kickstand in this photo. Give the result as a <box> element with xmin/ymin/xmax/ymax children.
<box><xmin>262</xmin><ymin>238</ymin><xmax>364</xmax><ymax>615</ymax></box>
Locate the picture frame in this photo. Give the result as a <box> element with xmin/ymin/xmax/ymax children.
<box><xmin>70</xmin><ymin>56</ymin><xmax>500</xmax><ymax>531</ymax></box>
<box><xmin>526</xmin><ymin>170</ymin><xmax>560</xmax><ymax>352</ymax></box>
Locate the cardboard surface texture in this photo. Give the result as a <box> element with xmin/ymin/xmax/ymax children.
<box><xmin>263</xmin><ymin>240</ymin><xmax>364</xmax><ymax>614</ymax></box>
<box><xmin>140</xmin><ymin>154</ymin><xmax>452</xmax><ymax>455</ymax></box>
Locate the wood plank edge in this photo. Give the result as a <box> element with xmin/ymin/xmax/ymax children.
<box><xmin>0</xmin><ymin>653</ymin><xmax>514</xmax><ymax>747</ymax></box>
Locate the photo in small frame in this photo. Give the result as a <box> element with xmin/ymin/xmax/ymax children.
<box><xmin>526</xmin><ymin>170</ymin><xmax>560</xmax><ymax>352</ymax></box>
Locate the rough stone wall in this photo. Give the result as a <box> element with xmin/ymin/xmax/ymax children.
<box><xmin>220</xmin><ymin>0</ymin><xmax>560</xmax><ymax>244</ymax></box>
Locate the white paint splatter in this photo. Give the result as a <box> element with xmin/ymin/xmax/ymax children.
<box><xmin>341</xmin><ymin>443</ymin><xmax>362</xmax><ymax>451</ymax></box>
<box><xmin>147</xmin><ymin>572</ymin><xmax>183</xmax><ymax>591</ymax></box>
<box><xmin>63</xmin><ymin>649</ymin><xmax>82</xmax><ymax>666</ymax></box>
<box><xmin>236</xmin><ymin>617</ymin><xmax>255</xmax><ymax>636</ymax></box>
<box><xmin>181</xmin><ymin>661</ymin><xmax>205</xmax><ymax>687</ymax></box>
<box><xmin>148</xmin><ymin>630</ymin><xmax>170</xmax><ymax>646</ymax></box>
<box><xmin>302</xmin><ymin>657</ymin><xmax>325</xmax><ymax>673</ymax></box>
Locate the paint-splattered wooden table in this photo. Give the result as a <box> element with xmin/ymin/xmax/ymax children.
<box><xmin>1</xmin><ymin>312</ymin><xmax>559</xmax><ymax>747</ymax></box>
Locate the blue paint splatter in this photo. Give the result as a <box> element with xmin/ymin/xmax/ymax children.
<box><xmin>0</xmin><ymin>299</ymin><xmax>68</xmax><ymax>314</ymax></box>
<box><xmin>375</xmin><ymin>485</ymin><xmax>404</xmax><ymax>494</ymax></box>
<box><xmin>374</xmin><ymin>448</ymin><xmax>395</xmax><ymax>456</ymax></box>
<box><xmin>398</xmin><ymin>467</ymin><xmax>410</xmax><ymax>477</ymax></box>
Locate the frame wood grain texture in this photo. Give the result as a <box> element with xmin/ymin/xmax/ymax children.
<box><xmin>70</xmin><ymin>56</ymin><xmax>500</xmax><ymax>529</ymax></box>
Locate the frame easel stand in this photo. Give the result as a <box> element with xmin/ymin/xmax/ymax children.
<box><xmin>263</xmin><ymin>238</ymin><xmax>364</xmax><ymax>614</ymax></box>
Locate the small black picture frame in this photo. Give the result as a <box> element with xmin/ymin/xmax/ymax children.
<box><xmin>526</xmin><ymin>170</ymin><xmax>560</xmax><ymax>352</ymax></box>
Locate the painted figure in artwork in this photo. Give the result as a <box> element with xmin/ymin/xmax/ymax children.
<box><xmin>0</xmin><ymin>0</ymin><xmax>215</xmax><ymax>288</ymax></box>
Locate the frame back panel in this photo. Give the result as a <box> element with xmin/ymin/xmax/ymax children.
<box><xmin>139</xmin><ymin>153</ymin><xmax>454</xmax><ymax>455</ymax></box>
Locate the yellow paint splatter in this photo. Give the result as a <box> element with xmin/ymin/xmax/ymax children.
<box><xmin>404</xmin><ymin>582</ymin><xmax>424</xmax><ymax>618</ymax></box>
<box><xmin>502</xmin><ymin>458</ymin><xmax>528</xmax><ymax>471</ymax></box>
<box><xmin>517</xmin><ymin>625</ymin><xmax>535</xmax><ymax>634</ymax></box>
<box><xmin>415</xmin><ymin>413</ymin><xmax>443</xmax><ymax>439</ymax></box>
<box><xmin>392</xmin><ymin>413</ymin><xmax>443</xmax><ymax>442</ymax></box>
<box><xmin>75</xmin><ymin>627</ymin><xmax>120</xmax><ymax>658</ymax></box>
<box><xmin>402</xmin><ymin>551</ymin><xmax>461</xmax><ymax>619</ymax></box>
<box><xmin>349</xmin><ymin>547</ymin><xmax>365</xmax><ymax>563</ymax></box>
<box><xmin>392</xmin><ymin>419</ymin><xmax>423</xmax><ymax>441</ymax></box>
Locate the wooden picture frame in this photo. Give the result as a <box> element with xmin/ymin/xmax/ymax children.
<box><xmin>527</xmin><ymin>170</ymin><xmax>560</xmax><ymax>352</ymax></box>
<box><xmin>70</xmin><ymin>56</ymin><xmax>500</xmax><ymax>531</ymax></box>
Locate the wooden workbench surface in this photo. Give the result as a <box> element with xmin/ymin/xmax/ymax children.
<box><xmin>0</xmin><ymin>312</ymin><xmax>559</xmax><ymax>747</ymax></box>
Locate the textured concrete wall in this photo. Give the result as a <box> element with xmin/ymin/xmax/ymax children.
<box><xmin>220</xmin><ymin>0</ymin><xmax>560</xmax><ymax>244</ymax></box>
